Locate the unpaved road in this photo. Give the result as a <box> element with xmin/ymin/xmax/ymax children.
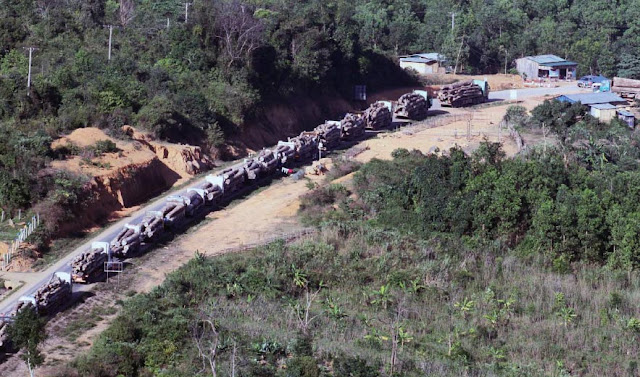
<box><xmin>0</xmin><ymin>87</ymin><xmax>578</xmax><ymax>376</ymax></box>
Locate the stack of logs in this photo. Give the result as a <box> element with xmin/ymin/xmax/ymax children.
<box><xmin>0</xmin><ymin>320</ymin><xmax>9</xmax><ymax>348</ymax></box>
<box><xmin>221</xmin><ymin>167</ymin><xmax>246</xmax><ymax>192</ymax></box>
<box><xmin>110</xmin><ymin>226</ymin><xmax>141</xmax><ymax>257</ymax></box>
<box><xmin>161</xmin><ymin>201</ymin><xmax>186</xmax><ymax>225</ymax></box>
<box><xmin>19</xmin><ymin>275</ymin><xmax>72</xmax><ymax>315</ymax></box>
<box><xmin>183</xmin><ymin>190</ymin><xmax>205</xmax><ymax>215</ymax></box>
<box><xmin>340</xmin><ymin>113</ymin><xmax>366</xmax><ymax>139</ymax></box>
<box><xmin>315</xmin><ymin>121</ymin><xmax>342</xmax><ymax>148</ymax></box>
<box><xmin>275</xmin><ymin>143</ymin><xmax>295</xmax><ymax>164</ymax></box>
<box><xmin>198</xmin><ymin>180</ymin><xmax>224</xmax><ymax>203</ymax></box>
<box><xmin>71</xmin><ymin>248</ymin><xmax>108</xmax><ymax>280</ymax></box>
<box><xmin>612</xmin><ymin>77</ymin><xmax>640</xmax><ymax>98</ymax></box>
<box><xmin>293</xmin><ymin>134</ymin><xmax>318</xmax><ymax>159</ymax></box>
<box><xmin>395</xmin><ymin>93</ymin><xmax>430</xmax><ymax>120</ymax></box>
<box><xmin>243</xmin><ymin>159</ymin><xmax>262</xmax><ymax>180</ymax></box>
<box><xmin>257</xmin><ymin>149</ymin><xmax>279</xmax><ymax>174</ymax></box>
<box><xmin>364</xmin><ymin>102</ymin><xmax>393</xmax><ymax>129</ymax></box>
<box><xmin>141</xmin><ymin>212</ymin><xmax>164</xmax><ymax>239</ymax></box>
<box><xmin>438</xmin><ymin>81</ymin><xmax>485</xmax><ymax>107</ymax></box>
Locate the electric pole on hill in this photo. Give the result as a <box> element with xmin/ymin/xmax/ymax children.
<box><xmin>183</xmin><ymin>2</ymin><xmax>192</xmax><ymax>23</ymax></box>
<box><xmin>104</xmin><ymin>25</ymin><xmax>114</xmax><ymax>61</ymax></box>
<box><xmin>450</xmin><ymin>12</ymin><xmax>456</xmax><ymax>31</ymax></box>
<box><xmin>23</xmin><ymin>47</ymin><xmax>37</xmax><ymax>96</ymax></box>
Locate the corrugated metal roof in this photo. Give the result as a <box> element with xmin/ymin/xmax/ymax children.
<box><xmin>556</xmin><ymin>92</ymin><xmax>626</xmax><ymax>105</ymax></box>
<box><xmin>528</xmin><ymin>54</ymin><xmax>567</xmax><ymax>64</ymax></box>
<box><xmin>591</xmin><ymin>103</ymin><xmax>616</xmax><ymax>110</ymax></box>
<box><xmin>400</xmin><ymin>57</ymin><xmax>437</xmax><ymax>64</ymax></box>
<box><xmin>412</xmin><ymin>53</ymin><xmax>445</xmax><ymax>61</ymax></box>
<box><xmin>544</xmin><ymin>61</ymin><xmax>578</xmax><ymax>67</ymax></box>
<box><xmin>618</xmin><ymin>110</ymin><xmax>634</xmax><ymax>117</ymax></box>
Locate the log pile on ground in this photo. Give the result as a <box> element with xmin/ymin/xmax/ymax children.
<box><xmin>71</xmin><ymin>248</ymin><xmax>107</xmax><ymax>281</ymax></box>
<box><xmin>395</xmin><ymin>93</ymin><xmax>430</xmax><ymax>120</ymax></box>
<box><xmin>364</xmin><ymin>102</ymin><xmax>393</xmax><ymax>129</ymax></box>
<box><xmin>340</xmin><ymin>113</ymin><xmax>365</xmax><ymax>139</ymax></box>
<box><xmin>438</xmin><ymin>81</ymin><xmax>485</xmax><ymax>107</ymax></box>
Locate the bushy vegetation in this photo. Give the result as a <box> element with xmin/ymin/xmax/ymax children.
<box><xmin>68</xmin><ymin>219</ymin><xmax>640</xmax><ymax>376</ymax></box>
<box><xmin>0</xmin><ymin>0</ymin><xmax>423</xmax><ymax>226</ymax></box>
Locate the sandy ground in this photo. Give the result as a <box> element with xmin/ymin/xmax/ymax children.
<box><xmin>51</xmin><ymin>128</ymin><xmax>160</xmax><ymax>178</ymax></box>
<box><xmin>0</xmin><ymin>98</ymin><xmax>544</xmax><ymax>376</ymax></box>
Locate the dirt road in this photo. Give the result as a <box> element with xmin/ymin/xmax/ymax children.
<box><xmin>0</xmin><ymin>96</ymin><xmax>554</xmax><ymax>376</ymax></box>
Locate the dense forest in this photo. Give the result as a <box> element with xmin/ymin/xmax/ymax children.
<box><xmin>2</xmin><ymin>0</ymin><xmax>640</xmax><ymax>226</ymax></box>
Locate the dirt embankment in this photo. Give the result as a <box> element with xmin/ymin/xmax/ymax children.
<box><xmin>49</xmin><ymin>128</ymin><xmax>214</xmax><ymax>235</ymax></box>
<box><xmin>228</xmin><ymin>94</ymin><xmax>356</xmax><ymax>154</ymax></box>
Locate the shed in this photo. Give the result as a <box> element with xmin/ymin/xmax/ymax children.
<box><xmin>617</xmin><ymin>110</ymin><xmax>635</xmax><ymax>128</ymax></box>
<box><xmin>399</xmin><ymin>53</ymin><xmax>447</xmax><ymax>75</ymax></box>
<box><xmin>590</xmin><ymin>104</ymin><xmax>617</xmax><ymax>122</ymax></box>
<box><xmin>515</xmin><ymin>55</ymin><xmax>577</xmax><ymax>80</ymax></box>
<box><xmin>556</xmin><ymin>92</ymin><xmax>628</xmax><ymax>122</ymax></box>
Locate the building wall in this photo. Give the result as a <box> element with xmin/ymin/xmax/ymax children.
<box><xmin>515</xmin><ymin>58</ymin><xmax>538</xmax><ymax>79</ymax></box>
<box><xmin>399</xmin><ymin>61</ymin><xmax>438</xmax><ymax>75</ymax></box>
<box><xmin>590</xmin><ymin>107</ymin><xmax>617</xmax><ymax>122</ymax></box>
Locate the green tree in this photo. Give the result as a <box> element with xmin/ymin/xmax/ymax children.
<box><xmin>7</xmin><ymin>308</ymin><xmax>46</xmax><ymax>377</ymax></box>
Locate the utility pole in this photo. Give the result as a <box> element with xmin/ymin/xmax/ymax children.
<box><xmin>504</xmin><ymin>48</ymin><xmax>508</xmax><ymax>75</ymax></box>
<box><xmin>166</xmin><ymin>17</ymin><xmax>170</xmax><ymax>29</ymax></box>
<box><xmin>104</xmin><ymin>25</ymin><xmax>114</xmax><ymax>61</ymax></box>
<box><xmin>450</xmin><ymin>12</ymin><xmax>456</xmax><ymax>31</ymax></box>
<box><xmin>23</xmin><ymin>47</ymin><xmax>37</xmax><ymax>96</ymax></box>
<box><xmin>454</xmin><ymin>35</ymin><xmax>465</xmax><ymax>74</ymax></box>
<box><xmin>183</xmin><ymin>2</ymin><xmax>192</xmax><ymax>23</ymax></box>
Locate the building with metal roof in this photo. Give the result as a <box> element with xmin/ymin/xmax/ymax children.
<box><xmin>515</xmin><ymin>54</ymin><xmax>578</xmax><ymax>80</ymax></box>
<box><xmin>399</xmin><ymin>53</ymin><xmax>447</xmax><ymax>75</ymax></box>
<box><xmin>556</xmin><ymin>92</ymin><xmax>628</xmax><ymax>123</ymax></box>
<box><xmin>556</xmin><ymin>92</ymin><xmax>626</xmax><ymax>106</ymax></box>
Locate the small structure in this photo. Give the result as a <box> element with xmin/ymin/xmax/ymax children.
<box><xmin>515</xmin><ymin>55</ymin><xmax>577</xmax><ymax>80</ymax></box>
<box><xmin>590</xmin><ymin>103</ymin><xmax>617</xmax><ymax>122</ymax></box>
<box><xmin>617</xmin><ymin>110</ymin><xmax>635</xmax><ymax>128</ymax></box>
<box><xmin>556</xmin><ymin>92</ymin><xmax>628</xmax><ymax>122</ymax></box>
<box><xmin>399</xmin><ymin>53</ymin><xmax>447</xmax><ymax>75</ymax></box>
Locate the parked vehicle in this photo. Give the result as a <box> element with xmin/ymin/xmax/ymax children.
<box><xmin>577</xmin><ymin>75</ymin><xmax>607</xmax><ymax>88</ymax></box>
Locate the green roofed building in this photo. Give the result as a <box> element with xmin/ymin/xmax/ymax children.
<box><xmin>515</xmin><ymin>54</ymin><xmax>577</xmax><ymax>80</ymax></box>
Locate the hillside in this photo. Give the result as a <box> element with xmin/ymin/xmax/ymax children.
<box><xmin>62</xmin><ymin>144</ymin><xmax>640</xmax><ymax>377</ymax></box>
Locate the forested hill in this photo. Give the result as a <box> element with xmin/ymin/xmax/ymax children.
<box><xmin>0</xmin><ymin>0</ymin><xmax>638</xmax><ymax>215</ymax></box>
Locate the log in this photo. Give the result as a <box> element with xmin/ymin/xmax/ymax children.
<box><xmin>395</xmin><ymin>93</ymin><xmax>430</xmax><ymax>120</ymax></box>
<box><xmin>613</xmin><ymin>77</ymin><xmax>640</xmax><ymax>88</ymax></box>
